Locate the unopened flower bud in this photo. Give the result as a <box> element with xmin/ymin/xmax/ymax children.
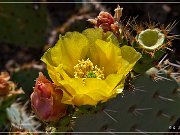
<box><xmin>97</xmin><ymin>11</ymin><xmax>115</xmax><ymax>27</ymax></box>
<box><xmin>31</xmin><ymin>72</ymin><xmax>67</xmax><ymax>122</ymax></box>
<box><xmin>88</xmin><ymin>11</ymin><xmax>119</xmax><ymax>33</ymax></box>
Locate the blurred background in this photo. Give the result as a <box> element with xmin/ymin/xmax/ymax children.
<box><xmin>0</xmin><ymin>0</ymin><xmax>179</xmax><ymax>132</ymax></box>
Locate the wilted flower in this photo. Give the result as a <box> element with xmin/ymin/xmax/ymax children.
<box><xmin>41</xmin><ymin>28</ymin><xmax>141</xmax><ymax>106</ymax></box>
<box><xmin>0</xmin><ymin>72</ymin><xmax>10</xmax><ymax>96</ymax></box>
<box><xmin>31</xmin><ymin>72</ymin><xmax>66</xmax><ymax>121</ymax></box>
<box><xmin>114</xmin><ymin>5</ymin><xmax>123</xmax><ymax>22</ymax></box>
<box><xmin>0</xmin><ymin>72</ymin><xmax>24</xmax><ymax>97</ymax></box>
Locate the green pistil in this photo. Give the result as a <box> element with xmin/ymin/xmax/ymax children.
<box><xmin>87</xmin><ymin>71</ymin><xmax>96</xmax><ymax>78</ymax></box>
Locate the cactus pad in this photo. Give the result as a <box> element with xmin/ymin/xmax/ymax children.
<box><xmin>74</xmin><ymin>73</ymin><xmax>180</xmax><ymax>133</ymax></box>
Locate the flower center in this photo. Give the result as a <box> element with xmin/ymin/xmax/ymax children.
<box><xmin>74</xmin><ymin>58</ymin><xmax>104</xmax><ymax>80</ymax></box>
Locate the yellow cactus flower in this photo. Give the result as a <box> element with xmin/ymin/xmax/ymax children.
<box><xmin>41</xmin><ymin>28</ymin><xmax>141</xmax><ymax>106</ymax></box>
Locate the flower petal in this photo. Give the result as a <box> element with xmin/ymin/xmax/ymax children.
<box><xmin>93</xmin><ymin>39</ymin><xmax>122</xmax><ymax>76</ymax></box>
<box><xmin>41</xmin><ymin>32</ymin><xmax>89</xmax><ymax>77</ymax></box>
<box><xmin>117</xmin><ymin>45</ymin><xmax>141</xmax><ymax>76</ymax></box>
<box><xmin>82</xmin><ymin>28</ymin><xmax>119</xmax><ymax>46</ymax></box>
<box><xmin>59</xmin><ymin>77</ymin><xmax>110</xmax><ymax>105</ymax></box>
<box><xmin>82</xmin><ymin>28</ymin><xmax>119</xmax><ymax>67</ymax></box>
<box><xmin>73</xmin><ymin>94</ymin><xmax>97</xmax><ymax>106</ymax></box>
<box><xmin>105</xmin><ymin>74</ymin><xmax>123</xmax><ymax>93</ymax></box>
<box><xmin>60</xmin><ymin>73</ymin><xmax>123</xmax><ymax>105</ymax></box>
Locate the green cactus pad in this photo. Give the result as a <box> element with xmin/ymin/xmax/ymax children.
<box><xmin>11</xmin><ymin>68</ymin><xmax>44</xmax><ymax>100</ymax></box>
<box><xmin>133</xmin><ymin>50</ymin><xmax>164</xmax><ymax>73</ymax></box>
<box><xmin>74</xmin><ymin>73</ymin><xmax>180</xmax><ymax>133</ymax></box>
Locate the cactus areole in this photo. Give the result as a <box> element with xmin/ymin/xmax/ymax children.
<box><xmin>137</xmin><ymin>29</ymin><xmax>165</xmax><ymax>51</ymax></box>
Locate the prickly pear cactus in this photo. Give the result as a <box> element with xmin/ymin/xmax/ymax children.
<box><xmin>74</xmin><ymin>71</ymin><xmax>180</xmax><ymax>133</ymax></box>
<box><xmin>27</xmin><ymin>5</ymin><xmax>179</xmax><ymax>134</ymax></box>
<box><xmin>0</xmin><ymin>0</ymin><xmax>48</xmax><ymax>48</ymax></box>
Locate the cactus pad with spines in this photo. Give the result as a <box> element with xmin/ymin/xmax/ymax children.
<box><xmin>74</xmin><ymin>72</ymin><xmax>180</xmax><ymax>132</ymax></box>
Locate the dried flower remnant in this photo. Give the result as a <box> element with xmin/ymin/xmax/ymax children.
<box><xmin>114</xmin><ymin>5</ymin><xmax>123</xmax><ymax>22</ymax></box>
<box><xmin>0</xmin><ymin>72</ymin><xmax>23</xmax><ymax>97</ymax></box>
<box><xmin>0</xmin><ymin>72</ymin><xmax>10</xmax><ymax>96</ymax></box>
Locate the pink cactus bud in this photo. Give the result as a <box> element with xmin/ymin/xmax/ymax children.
<box><xmin>111</xmin><ymin>23</ymin><xmax>119</xmax><ymax>32</ymax></box>
<box><xmin>97</xmin><ymin>11</ymin><xmax>115</xmax><ymax>27</ymax></box>
<box><xmin>99</xmin><ymin>23</ymin><xmax>111</xmax><ymax>32</ymax></box>
<box><xmin>88</xmin><ymin>11</ymin><xmax>119</xmax><ymax>34</ymax></box>
<box><xmin>31</xmin><ymin>72</ymin><xmax>67</xmax><ymax>122</ymax></box>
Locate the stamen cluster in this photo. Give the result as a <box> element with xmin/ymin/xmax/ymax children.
<box><xmin>74</xmin><ymin>58</ymin><xmax>104</xmax><ymax>80</ymax></box>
